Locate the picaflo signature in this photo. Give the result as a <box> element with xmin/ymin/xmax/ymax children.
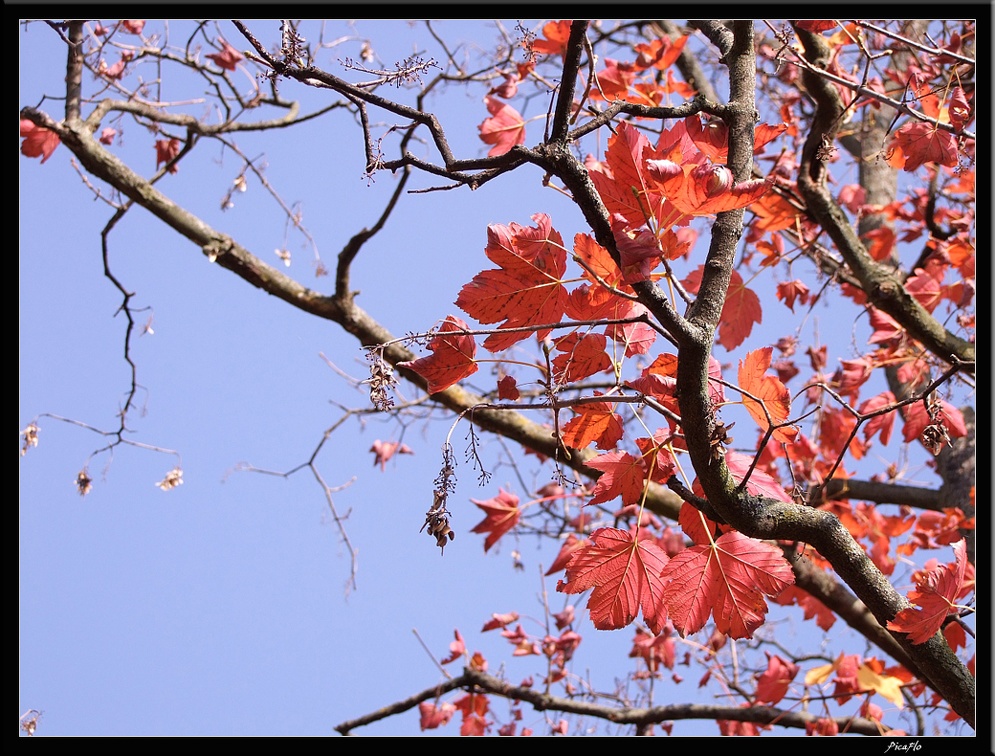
<box><xmin>884</xmin><ymin>741</ymin><xmax>922</xmax><ymax>753</ymax></box>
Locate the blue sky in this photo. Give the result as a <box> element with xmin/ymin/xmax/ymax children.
<box><xmin>20</xmin><ymin>19</ymin><xmax>973</xmax><ymax>737</ymax></box>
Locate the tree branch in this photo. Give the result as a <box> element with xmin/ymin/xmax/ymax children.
<box><xmin>335</xmin><ymin>666</ymin><xmax>888</xmax><ymax>736</ymax></box>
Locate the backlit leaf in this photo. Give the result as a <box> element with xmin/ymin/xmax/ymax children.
<box><xmin>456</xmin><ymin>214</ymin><xmax>568</xmax><ymax>352</ymax></box>
<box><xmin>737</xmin><ymin>346</ymin><xmax>796</xmax><ymax>442</ymax></box>
<box><xmin>471</xmin><ymin>488</ymin><xmax>521</xmax><ymax>552</ymax></box>
<box><xmin>661</xmin><ymin>531</ymin><xmax>794</xmax><ymax>639</ymax></box>
<box><xmin>478</xmin><ymin>96</ymin><xmax>526</xmax><ymax>157</ymax></box>
<box><xmin>557</xmin><ymin>527</ymin><xmax>670</xmax><ymax>634</ymax></box>
<box><xmin>398</xmin><ymin>315</ymin><xmax>477</xmax><ymax>394</ymax></box>
<box><xmin>560</xmin><ymin>399</ymin><xmax>624</xmax><ymax>450</ymax></box>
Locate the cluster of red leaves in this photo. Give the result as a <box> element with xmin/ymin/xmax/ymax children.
<box><xmin>556</xmin><ymin>508</ymin><xmax>794</xmax><ymax>640</ymax></box>
<box><xmin>400</xmin><ymin>32</ymin><xmax>974</xmax><ymax>731</ymax></box>
<box><xmin>887</xmin><ymin>539</ymin><xmax>972</xmax><ymax>644</ymax></box>
<box><xmin>887</xmin><ymin>76</ymin><xmax>970</xmax><ymax>173</ymax></box>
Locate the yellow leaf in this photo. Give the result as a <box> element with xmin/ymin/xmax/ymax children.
<box><xmin>804</xmin><ymin>661</ymin><xmax>835</xmax><ymax>686</ymax></box>
<box><xmin>857</xmin><ymin>664</ymin><xmax>905</xmax><ymax>708</ymax></box>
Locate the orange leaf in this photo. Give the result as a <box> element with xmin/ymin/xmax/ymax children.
<box><xmin>737</xmin><ymin>347</ymin><xmax>796</xmax><ymax>442</ymax></box>
<box><xmin>646</xmin><ymin>158</ymin><xmax>773</xmax><ymax>217</ymax></box>
<box><xmin>589</xmin><ymin>122</ymin><xmax>684</xmax><ymax>230</ymax></box>
<box><xmin>530</xmin><ymin>20</ymin><xmax>572</xmax><ymax>56</ymax></box>
<box><xmin>573</xmin><ymin>233</ymin><xmax>623</xmax><ymax>286</ymax></box>
<box><xmin>661</xmin><ymin>531</ymin><xmax>794</xmax><ymax>639</ymax></box>
<box><xmin>560</xmin><ymin>399</ymin><xmax>624</xmax><ymax>450</ymax></box>
<box><xmin>456</xmin><ymin>214</ymin><xmax>568</xmax><ymax>352</ymax></box>
<box><xmin>470</xmin><ymin>488</ymin><xmax>521</xmax><ymax>552</ymax></box>
<box><xmin>557</xmin><ymin>527</ymin><xmax>670</xmax><ymax>634</ymax></box>
<box><xmin>750</xmin><ymin>188</ymin><xmax>802</xmax><ymax>233</ymax></box>
<box><xmin>398</xmin><ymin>315</ymin><xmax>477</xmax><ymax>394</ymax></box>
<box><xmin>478</xmin><ymin>95</ymin><xmax>526</xmax><ymax>157</ymax></box>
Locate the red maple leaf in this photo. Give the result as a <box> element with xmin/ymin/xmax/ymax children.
<box><xmin>605</xmin><ymin>302</ymin><xmax>656</xmax><ymax>357</ymax></box>
<box><xmin>773</xmin><ymin>585</ymin><xmax>836</xmax><ymax>630</ymax></box>
<box><xmin>572</xmin><ymin>232</ymin><xmax>623</xmax><ymax>286</ymax></box>
<box><xmin>481</xmin><ymin>612</ymin><xmax>520</xmax><ymax>632</ymax></box>
<box><xmin>398</xmin><ymin>314</ymin><xmax>478</xmax><ymax>394</ymax></box>
<box><xmin>556</xmin><ymin>527</ymin><xmax>670</xmax><ymax>634</ymax></box>
<box><xmin>369</xmin><ymin>439</ymin><xmax>414</xmax><ymax>471</ymax></box>
<box><xmin>453</xmin><ymin>693</ymin><xmax>490</xmax><ymax>736</ymax></box>
<box><xmin>633</xmin><ymin>34</ymin><xmax>689</xmax><ymax>71</ymax></box>
<box><xmin>545</xmin><ymin>534</ymin><xmax>587</xmax><ymax>576</ymax></box>
<box><xmin>946</xmin><ymin>86</ymin><xmax>972</xmax><ymax>130</ymax></box>
<box><xmin>754</xmin><ymin>653</ymin><xmax>799</xmax><ymax>705</ymax></box>
<box><xmin>478</xmin><ymin>95</ymin><xmax>526</xmax><ymax>157</ymax></box>
<box><xmin>661</xmin><ymin>530</ymin><xmax>794</xmax><ymax>639</ymax></box>
<box><xmin>585</xmin><ymin>451</ymin><xmax>647</xmax><ymax>506</ymax></box>
<box><xmin>590</xmin><ymin>58</ymin><xmax>639</xmax><ymax>102</ymax></box>
<box><xmin>737</xmin><ymin>346</ymin><xmax>796</xmax><ymax>442</ymax></box>
<box><xmin>683</xmin><ymin>267</ymin><xmax>762</xmax><ymax>351</ymax></box>
<box><xmin>887</xmin><ymin>120</ymin><xmax>959</xmax><ymax>172</ymax></box>
<box><xmin>155</xmin><ymin>138</ymin><xmax>181</xmax><ymax>173</ymax></box>
<box><xmin>862</xmin><ymin>226</ymin><xmax>896</xmax><ymax>262</ymax></box>
<box><xmin>904</xmin><ymin>268</ymin><xmax>943</xmax><ymax>313</ymax></box>
<box><xmin>887</xmin><ymin>540</ymin><xmax>969</xmax><ymax>643</ymax></box>
<box><xmin>776</xmin><ymin>279</ymin><xmax>811</xmax><ymax>312</ymax></box>
<box><xmin>496</xmin><ymin>374</ymin><xmax>520</xmax><ymax>400</ymax></box>
<box><xmin>678</xmin><ymin>501</ymin><xmax>724</xmax><ymax>546</ymax></box>
<box><xmin>858</xmin><ymin>391</ymin><xmax>897</xmax><ymax>446</ymax></box>
<box><xmin>551</xmin><ymin>332</ymin><xmax>612</xmax><ymax>384</ymax></box>
<box><xmin>685</xmin><ymin>115</ymin><xmax>788</xmax><ymax>162</ymax></box>
<box><xmin>440</xmin><ymin>629</ymin><xmax>466</xmax><ymax>664</ymax></box>
<box><xmin>559</xmin><ymin>398</ymin><xmax>624</xmax><ymax>450</ymax></box>
<box><xmin>19</xmin><ymin>119</ymin><xmax>61</xmax><ymax>163</ymax></box>
<box><xmin>470</xmin><ymin>488</ymin><xmax>521</xmax><ymax>552</ymax></box>
<box><xmin>456</xmin><ymin>214</ymin><xmax>568</xmax><ymax>352</ymax></box>
<box><xmin>750</xmin><ymin>188</ymin><xmax>803</xmax><ymax>233</ymax></box>
<box><xmin>418</xmin><ymin>701</ymin><xmax>456</xmax><ymax>731</ymax></box>
<box><xmin>867</xmin><ymin>307</ymin><xmax>904</xmax><ymax>346</ymax></box>
<box><xmin>206</xmin><ymin>38</ymin><xmax>245</xmax><ymax>71</ymax></box>
<box><xmin>902</xmin><ymin>399</ymin><xmax>967</xmax><ymax>446</ymax></box>
<box><xmin>630</xmin><ymin>626</ymin><xmax>676</xmax><ymax>672</ymax></box>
